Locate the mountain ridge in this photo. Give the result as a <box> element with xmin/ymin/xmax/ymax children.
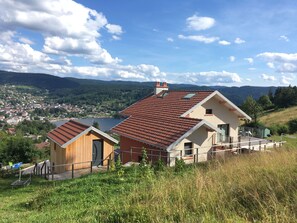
<box><xmin>0</xmin><ymin>70</ymin><xmax>278</xmax><ymax>105</ymax></box>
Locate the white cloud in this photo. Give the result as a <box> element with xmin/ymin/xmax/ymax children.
<box><xmin>186</xmin><ymin>15</ymin><xmax>215</xmax><ymax>31</ymax></box>
<box><xmin>248</xmin><ymin>68</ymin><xmax>256</xmax><ymax>71</ymax></box>
<box><xmin>257</xmin><ymin>52</ymin><xmax>297</xmax><ymax>73</ymax></box>
<box><xmin>267</xmin><ymin>62</ymin><xmax>275</xmax><ymax>69</ymax></box>
<box><xmin>105</xmin><ymin>24</ymin><xmax>123</xmax><ymax>35</ymax></box>
<box><xmin>234</xmin><ymin>37</ymin><xmax>245</xmax><ymax>44</ymax></box>
<box><xmin>112</xmin><ymin>35</ymin><xmax>121</xmax><ymax>41</ymax></box>
<box><xmin>0</xmin><ymin>0</ymin><xmax>121</xmax><ymax>65</ymax></box>
<box><xmin>246</xmin><ymin>78</ymin><xmax>252</xmax><ymax>82</ymax></box>
<box><xmin>261</xmin><ymin>74</ymin><xmax>276</xmax><ymax>81</ymax></box>
<box><xmin>178</xmin><ymin>34</ymin><xmax>219</xmax><ymax>44</ymax></box>
<box><xmin>219</xmin><ymin>40</ymin><xmax>231</xmax><ymax>45</ymax></box>
<box><xmin>244</xmin><ymin>58</ymin><xmax>253</xmax><ymax>64</ymax></box>
<box><xmin>167</xmin><ymin>37</ymin><xmax>174</xmax><ymax>42</ymax></box>
<box><xmin>281</xmin><ymin>75</ymin><xmax>294</xmax><ymax>85</ymax></box>
<box><xmin>229</xmin><ymin>56</ymin><xmax>235</xmax><ymax>62</ymax></box>
<box><xmin>170</xmin><ymin>70</ymin><xmax>241</xmax><ymax>85</ymax></box>
<box><xmin>280</xmin><ymin>35</ymin><xmax>289</xmax><ymax>42</ymax></box>
<box><xmin>19</xmin><ymin>37</ymin><xmax>34</xmax><ymax>45</ymax></box>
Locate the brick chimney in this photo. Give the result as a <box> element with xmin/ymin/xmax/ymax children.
<box><xmin>154</xmin><ymin>82</ymin><xmax>168</xmax><ymax>95</ymax></box>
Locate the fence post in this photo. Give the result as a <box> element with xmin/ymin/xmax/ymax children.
<box><xmin>44</xmin><ymin>162</ymin><xmax>47</xmax><ymax>179</ymax></box>
<box><xmin>72</xmin><ymin>164</ymin><xmax>74</xmax><ymax>179</ymax></box>
<box><xmin>259</xmin><ymin>141</ymin><xmax>261</xmax><ymax>151</ymax></box>
<box><xmin>196</xmin><ymin>148</ymin><xmax>199</xmax><ymax>163</ymax></box>
<box><xmin>90</xmin><ymin>161</ymin><xmax>93</xmax><ymax>173</ymax></box>
<box><xmin>47</xmin><ymin>167</ymin><xmax>50</xmax><ymax>179</ymax></box>
<box><xmin>107</xmin><ymin>159</ymin><xmax>110</xmax><ymax>171</ymax></box>
<box><xmin>52</xmin><ymin>165</ymin><xmax>54</xmax><ymax>181</ymax></box>
<box><xmin>180</xmin><ymin>150</ymin><xmax>182</xmax><ymax>159</ymax></box>
<box><xmin>130</xmin><ymin>148</ymin><xmax>133</xmax><ymax>162</ymax></box>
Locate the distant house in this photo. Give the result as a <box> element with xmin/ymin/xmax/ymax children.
<box><xmin>47</xmin><ymin>120</ymin><xmax>118</xmax><ymax>173</ymax></box>
<box><xmin>112</xmin><ymin>82</ymin><xmax>251</xmax><ymax>166</ymax></box>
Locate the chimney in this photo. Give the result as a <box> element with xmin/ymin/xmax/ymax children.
<box><xmin>154</xmin><ymin>82</ymin><xmax>168</xmax><ymax>95</ymax></box>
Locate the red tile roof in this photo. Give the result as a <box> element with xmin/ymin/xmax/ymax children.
<box><xmin>47</xmin><ymin>120</ymin><xmax>90</xmax><ymax>146</ymax></box>
<box><xmin>112</xmin><ymin>90</ymin><xmax>214</xmax><ymax>149</ymax></box>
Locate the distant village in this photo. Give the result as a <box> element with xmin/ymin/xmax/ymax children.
<box><xmin>0</xmin><ymin>85</ymin><xmax>86</xmax><ymax>126</ymax></box>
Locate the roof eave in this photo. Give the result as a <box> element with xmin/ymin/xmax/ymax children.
<box><xmin>166</xmin><ymin>120</ymin><xmax>220</xmax><ymax>152</ymax></box>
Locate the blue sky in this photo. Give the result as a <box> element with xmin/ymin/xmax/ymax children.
<box><xmin>0</xmin><ymin>0</ymin><xmax>297</xmax><ymax>86</ymax></box>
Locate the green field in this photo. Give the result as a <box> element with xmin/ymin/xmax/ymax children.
<box><xmin>260</xmin><ymin>106</ymin><xmax>297</xmax><ymax>126</ymax></box>
<box><xmin>1</xmin><ymin>147</ymin><xmax>297</xmax><ymax>222</ymax></box>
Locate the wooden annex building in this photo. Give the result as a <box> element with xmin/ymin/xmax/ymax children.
<box><xmin>47</xmin><ymin>120</ymin><xmax>118</xmax><ymax>173</ymax></box>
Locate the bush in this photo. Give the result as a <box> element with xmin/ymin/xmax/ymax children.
<box><xmin>175</xmin><ymin>157</ymin><xmax>186</xmax><ymax>173</ymax></box>
<box><xmin>269</xmin><ymin>124</ymin><xmax>289</xmax><ymax>135</ymax></box>
<box><xmin>139</xmin><ymin>149</ymin><xmax>154</xmax><ymax>179</ymax></box>
<box><xmin>288</xmin><ymin>119</ymin><xmax>297</xmax><ymax>134</ymax></box>
<box><xmin>0</xmin><ymin>136</ymin><xmax>39</xmax><ymax>164</ymax></box>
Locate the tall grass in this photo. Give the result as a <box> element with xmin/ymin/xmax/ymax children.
<box><xmin>106</xmin><ymin>148</ymin><xmax>297</xmax><ymax>222</ymax></box>
<box><xmin>1</xmin><ymin>147</ymin><xmax>297</xmax><ymax>222</ymax></box>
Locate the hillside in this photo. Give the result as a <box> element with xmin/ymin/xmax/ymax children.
<box><xmin>260</xmin><ymin>106</ymin><xmax>297</xmax><ymax>126</ymax></box>
<box><xmin>0</xmin><ymin>70</ymin><xmax>79</xmax><ymax>90</ymax></box>
<box><xmin>1</xmin><ymin>147</ymin><xmax>296</xmax><ymax>222</ymax></box>
<box><xmin>0</xmin><ymin>70</ymin><xmax>277</xmax><ymax>106</ymax></box>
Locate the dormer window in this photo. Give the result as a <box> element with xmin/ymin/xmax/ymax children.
<box><xmin>206</xmin><ymin>109</ymin><xmax>213</xmax><ymax>115</ymax></box>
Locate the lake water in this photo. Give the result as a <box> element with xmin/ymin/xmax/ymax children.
<box><xmin>54</xmin><ymin>117</ymin><xmax>124</xmax><ymax>132</ymax></box>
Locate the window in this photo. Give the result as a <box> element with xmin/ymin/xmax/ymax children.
<box><xmin>183</xmin><ymin>93</ymin><xmax>196</xmax><ymax>99</ymax></box>
<box><xmin>206</xmin><ymin>109</ymin><xmax>213</xmax><ymax>115</ymax></box>
<box><xmin>184</xmin><ymin>142</ymin><xmax>193</xmax><ymax>156</ymax></box>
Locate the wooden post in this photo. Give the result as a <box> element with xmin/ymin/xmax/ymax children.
<box><xmin>72</xmin><ymin>164</ymin><xmax>74</xmax><ymax>179</ymax></box>
<box><xmin>90</xmin><ymin>161</ymin><xmax>93</xmax><ymax>173</ymax></box>
<box><xmin>107</xmin><ymin>159</ymin><xmax>110</xmax><ymax>170</ymax></box>
<box><xmin>130</xmin><ymin>148</ymin><xmax>132</xmax><ymax>162</ymax></box>
<box><xmin>44</xmin><ymin>162</ymin><xmax>47</xmax><ymax>179</ymax></box>
<box><xmin>52</xmin><ymin>165</ymin><xmax>54</xmax><ymax>181</ymax></box>
<box><xmin>47</xmin><ymin>167</ymin><xmax>50</xmax><ymax>179</ymax></box>
<box><xmin>259</xmin><ymin>140</ymin><xmax>262</xmax><ymax>151</ymax></box>
<box><xmin>196</xmin><ymin>148</ymin><xmax>199</xmax><ymax>163</ymax></box>
<box><xmin>238</xmin><ymin>136</ymin><xmax>241</xmax><ymax>149</ymax></box>
<box><xmin>264</xmin><ymin>145</ymin><xmax>266</xmax><ymax>151</ymax></box>
<box><xmin>248</xmin><ymin>138</ymin><xmax>251</xmax><ymax>151</ymax></box>
<box><xmin>180</xmin><ymin>150</ymin><xmax>182</xmax><ymax>159</ymax></box>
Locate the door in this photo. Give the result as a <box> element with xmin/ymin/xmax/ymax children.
<box><xmin>92</xmin><ymin>140</ymin><xmax>103</xmax><ymax>166</ymax></box>
<box><xmin>218</xmin><ymin>124</ymin><xmax>229</xmax><ymax>143</ymax></box>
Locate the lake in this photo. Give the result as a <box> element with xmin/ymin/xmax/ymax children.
<box><xmin>53</xmin><ymin>117</ymin><xmax>124</xmax><ymax>132</ymax></box>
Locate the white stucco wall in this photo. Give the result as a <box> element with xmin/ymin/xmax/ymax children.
<box><xmin>189</xmin><ymin>96</ymin><xmax>240</xmax><ymax>141</ymax></box>
<box><xmin>168</xmin><ymin>95</ymin><xmax>241</xmax><ymax>166</ymax></box>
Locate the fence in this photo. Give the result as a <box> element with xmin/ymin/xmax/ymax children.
<box><xmin>119</xmin><ymin>138</ymin><xmax>285</xmax><ymax>166</ymax></box>
<box><xmin>32</xmin><ymin>152</ymin><xmax>114</xmax><ymax>180</ymax></box>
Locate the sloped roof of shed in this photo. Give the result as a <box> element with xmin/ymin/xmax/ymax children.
<box><xmin>48</xmin><ymin>120</ymin><xmax>118</xmax><ymax>148</ymax></box>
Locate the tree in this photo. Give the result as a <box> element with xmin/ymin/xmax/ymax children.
<box><xmin>241</xmin><ymin>96</ymin><xmax>263</xmax><ymax>123</ymax></box>
<box><xmin>0</xmin><ymin>136</ymin><xmax>39</xmax><ymax>163</ymax></box>
<box><xmin>92</xmin><ymin>121</ymin><xmax>100</xmax><ymax>129</ymax></box>
<box><xmin>257</xmin><ymin>95</ymin><xmax>273</xmax><ymax>110</ymax></box>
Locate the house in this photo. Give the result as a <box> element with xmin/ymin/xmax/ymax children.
<box><xmin>47</xmin><ymin>120</ymin><xmax>118</xmax><ymax>173</ymax></box>
<box><xmin>112</xmin><ymin>82</ymin><xmax>251</xmax><ymax>166</ymax></box>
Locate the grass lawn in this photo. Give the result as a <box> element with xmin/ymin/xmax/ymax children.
<box><xmin>1</xmin><ymin>147</ymin><xmax>297</xmax><ymax>222</ymax></box>
<box><xmin>260</xmin><ymin>106</ymin><xmax>297</xmax><ymax>126</ymax></box>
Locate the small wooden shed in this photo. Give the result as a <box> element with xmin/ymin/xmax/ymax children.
<box><xmin>47</xmin><ymin>120</ymin><xmax>118</xmax><ymax>173</ymax></box>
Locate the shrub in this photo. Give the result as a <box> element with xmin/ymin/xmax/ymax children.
<box><xmin>269</xmin><ymin>124</ymin><xmax>289</xmax><ymax>135</ymax></box>
<box><xmin>288</xmin><ymin>119</ymin><xmax>297</xmax><ymax>134</ymax></box>
<box><xmin>174</xmin><ymin>157</ymin><xmax>185</xmax><ymax>173</ymax></box>
<box><xmin>154</xmin><ymin>158</ymin><xmax>166</xmax><ymax>172</ymax></box>
<box><xmin>139</xmin><ymin>149</ymin><xmax>154</xmax><ymax>179</ymax></box>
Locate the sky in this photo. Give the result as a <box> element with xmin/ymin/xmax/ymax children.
<box><xmin>0</xmin><ymin>0</ymin><xmax>297</xmax><ymax>86</ymax></box>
